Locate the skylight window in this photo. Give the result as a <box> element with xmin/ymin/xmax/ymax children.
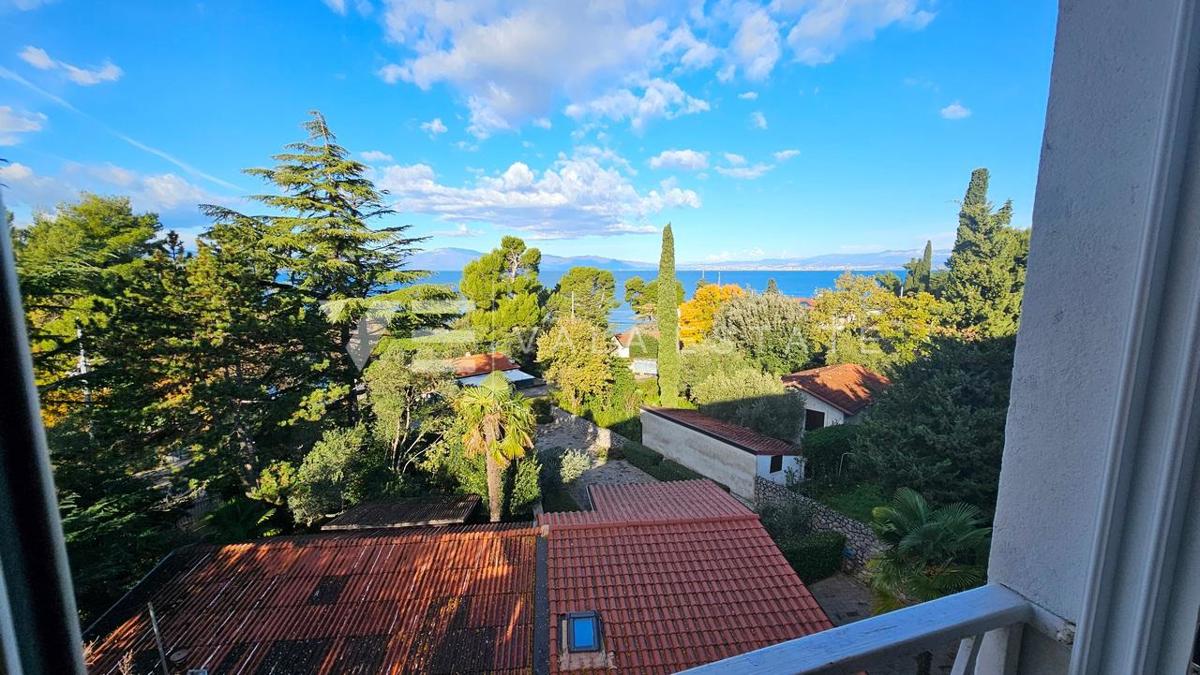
<box><xmin>563</xmin><ymin>611</ymin><xmax>602</xmax><ymax>653</ymax></box>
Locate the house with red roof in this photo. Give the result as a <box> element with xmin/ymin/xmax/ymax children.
<box><xmin>448</xmin><ymin>351</ymin><xmax>541</xmax><ymax>390</ymax></box>
<box><xmin>639</xmin><ymin>407</ymin><xmax>806</xmax><ymax>499</ymax></box>
<box><xmin>83</xmin><ymin>481</ymin><xmax>832</xmax><ymax>674</ymax></box>
<box><xmin>782</xmin><ymin>363</ymin><xmax>891</xmax><ymax>430</ymax></box>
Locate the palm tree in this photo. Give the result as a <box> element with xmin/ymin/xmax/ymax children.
<box><xmin>867</xmin><ymin>488</ymin><xmax>991</xmax><ymax>675</ymax></box>
<box><xmin>453</xmin><ymin>372</ymin><xmax>537</xmax><ymax>522</ymax></box>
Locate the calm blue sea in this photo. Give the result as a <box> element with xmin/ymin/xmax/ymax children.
<box><xmin>421</xmin><ymin>269</ymin><xmax>892</xmax><ymax>330</ymax></box>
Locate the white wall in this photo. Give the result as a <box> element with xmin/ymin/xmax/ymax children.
<box><xmin>755</xmin><ymin>455</ymin><xmax>804</xmax><ymax>485</ymax></box>
<box><xmin>800</xmin><ymin>395</ymin><xmax>845</xmax><ymax>427</ymax></box>
<box><xmin>640</xmin><ymin>411</ymin><xmax>759</xmax><ymax>499</ymax></box>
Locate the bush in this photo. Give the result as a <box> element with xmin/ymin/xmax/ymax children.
<box><xmin>680</xmin><ymin>342</ymin><xmax>751</xmax><ymax>397</ymax></box>
<box><xmin>759</xmin><ymin>499</ymin><xmax>816</xmax><ymax>541</ymax></box>
<box><xmin>507</xmin><ymin>456</ymin><xmax>541</xmax><ymax>518</ymax></box>
<box><xmin>779</xmin><ymin>532</ymin><xmax>847</xmax><ymax>582</ymax></box>
<box><xmin>531</xmin><ymin>397</ymin><xmax>554</xmax><ymax>424</ymax></box>
<box><xmin>801</xmin><ymin>424</ymin><xmax>862</xmax><ymax>478</ymax></box>
<box><xmin>692</xmin><ymin>368</ymin><xmax>805</xmax><ymax>442</ymax></box>
<box><xmin>618</xmin><ymin>442</ymin><xmax>708</xmax><ymax>483</ymax></box>
<box><xmin>559</xmin><ymin>449</ymin><xmax>593</xmax><ymax>484</ymax></box>
<box><xmin>636</xmin><ymin>377</ymin><xmax>660</xmax><ymax>407</ymax></box>
<box><xmin>287</xmin><ymin>425</ymin><xmax>385</xmax><ymax>526</ymax></box>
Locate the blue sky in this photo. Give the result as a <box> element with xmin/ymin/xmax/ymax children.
<box><xmin>0</xmin><ymin>0</ymin><xmax>1057</xmax><ymax>264</ymax></box>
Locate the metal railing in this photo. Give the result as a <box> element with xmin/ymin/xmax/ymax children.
<box><xmin>680</xmin><ymin>584</ymin><xmax>1040</xmax><ymax>675</ymax></box>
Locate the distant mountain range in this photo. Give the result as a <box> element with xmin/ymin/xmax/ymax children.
<box><xmin>407</xmin><ymin>247</ymin><xmax>950</xmax><ymax>272</ymax></box>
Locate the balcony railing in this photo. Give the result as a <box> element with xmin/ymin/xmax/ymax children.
<box><xmin>680</xmin><ymin>584</ymin><xmax>1072</xmax><ymax>675</ymax></box>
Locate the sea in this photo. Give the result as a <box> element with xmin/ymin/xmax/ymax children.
<box><xmin>422</xmin><ymin>269</ymin><xmax>892</xmax><ymax>331</ymax></box>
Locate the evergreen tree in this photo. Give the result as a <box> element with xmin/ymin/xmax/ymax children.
<box><xmin>656</xmin><ymin>225</ymin><xmax>681</xmax><ymax>405</ymax></box>
<box><xmin>902</xmin><ymin>241</ymin><xmax>934</xmax><ymax>295</ymax></box>
<box><xmin>459</xmin><ymin>236</ymin><xmax>545</xmax><ymax>358</ymax></box>
<box><xmin>624</xmin><ymin>274</ymin><xmax>684</xmax><ymax>319</ymax></box>
<box><xmin>203</xmin><ymin>110</ymin><xmax>426</xmax><ymax>420</ymax></box>
<box><xmin>545</xmin><ymin>266</ymin><xmax>617</xmax><ymax>328</ymax></box>
<box><xmin>943</xmin><ymin>169</ymin><xmax>1028</xmax><ymax>337</ymax></box>
<box><xmin>765</xmin><ymin>278</ymin><xmax>780</xmax><ymax>294</ymax></box>
<box><xmin>711</xmin><ymin>291</ymin><xmax>810</xmax><ymax>374</ymax></box>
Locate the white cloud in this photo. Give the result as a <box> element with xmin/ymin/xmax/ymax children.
<box><xmin>716</xmin><ymin>163</ymin><xmax>773</xmax><ymax>179</ymax></box>
<box><xmin>940</xmin><ymin>101</ymin><xmax>971</xmax><ymax>120</ymax></box>
<box><xmin>18</xmin><ymin>46</ymin><xmax>53</xmax><ymax>69</ymax></box>
<box><xmin>0</xmin><ymin>106</ymin><xmax>46</xmax><ymax>145</ymax></box>
<box><xmin>18</xmin><ymin>45</ymin><xmax>122</xmax><ymax>85</ymax></box>
<box><xmin>738</xmin><ymin>91</ymin><xmax>758</xmax><ymax>100</ymax></box>
<box><xmin>378</xmin><ymin>2</ymin><xmax>677</xmax><ymax>138</ymax></box>
<box><xmin>564</xmin><ymin>78</ymin><xmax>709</xmax><ymax>133</ymax></box>
<box><xmin>661</xmin><ymin>25</ymin><xmax>718</xmax><ymax>70</ymax></box>
<box><xmin>532</xmin><ymin>117</ymin><xmax>552</xmax><ymax>129</ymax></box>
<box><xmin>773</xmin><ymin>148</ymin><xmax>800</xmax><ymax>161</ymax></box>
<box><xmin>0</xmin><ymin>161</ymin><xmax>229</xmax><ymax>215</ymax></box>
<box><xmin>750</xmin><ymin>111</ymin><xmax>768</xmax><ymax>129</ymax></box>
<box><xmin>731</xmin><ymin>9</ymin><xmax>781</xmax><ymax>80</ymax></box>
<box><xmin>420</xmin><ymin>117</ymin><xmax>448</xmax><ymax>136</ymax></box>
<box><xmin>649</xmin><ymin>149</ymin><xmax>708</xmax><ymax>171</ymax></box>
<box><xmin>430</xmin><ymin>223</ymin><xmax>485</xmax><ymax>238</ymax></box>
<box><xmin>374</xmin><ymin>148</ymin><xmax>699</xmax><ymax>239</ymax></box>
<box><xmin>321</xmin><ymin>0</ymin><xmax>371</xmax><ymax>16</ymax></box>
<box><xmin>723</xmin><ymin>152</ymin><xmax>747</xmax><ymax>166</ymax></box>
<box><xmin>360</xmin><ymin>150</ymin><xmax>394</xmax><ymax>162</ymax></box>
<box><xmin>778</xmin><ymin>0</ymin><xmax>935</xmax><ymax>66</ymax></box>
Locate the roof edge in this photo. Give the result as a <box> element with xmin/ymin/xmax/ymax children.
<box><xmin>640</xmin><ymin>406</ymin><xmax>802</xmax><ymax>455</ymax></box>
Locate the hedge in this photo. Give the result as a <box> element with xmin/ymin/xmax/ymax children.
<box><xmin>616</xmin><ymin>442</ymin><xmax>709</xmax><ymax>483</ymax></box>
<box><xmin>779</xmin><ymin>531</ymin><xmax>847</xmax><ymax>583</ymax></box>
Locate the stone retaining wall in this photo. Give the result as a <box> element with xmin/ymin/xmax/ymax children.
<box><xmin>754</xmin><ymin>477</ymin><xmax>886</xmax><ymax>572</ymax></box>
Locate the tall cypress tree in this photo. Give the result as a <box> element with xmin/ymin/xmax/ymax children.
<box><xmin>902</xmin><ymin>240</ymin><xmax>934</xmax><ymax>295</ymax></box>
<box><xmin>943</xmin><ymin>169</ymin><xmax>1028</xmax><ymax>337</ymax></box>
<box><xmin>656</xmin><ymin>224</ymin><xmax>681</xmax><ymax>404</ymax></box>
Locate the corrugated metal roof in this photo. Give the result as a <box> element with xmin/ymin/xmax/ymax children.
<box><xmin>538</xmin><ymin>481</ymin><xmax>833</xmax><ymax>674</ymax></box>
<box><xmin>85</xmin><ymin>524</ymin><xmax>537</xmax><ymax>675</ymax></box>
<box><xmin>642</xmin><ymin>407</ymin><xmax>802</xmax><ymax>456</ymax></box>
<box><xmin>321</xmin><ymin>496</ymin><xmax>480</xmax><ymax>531</ymax></box>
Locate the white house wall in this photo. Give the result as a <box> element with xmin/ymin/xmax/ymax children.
<box><xmin>640</xmin><ymin>411</ymin><xmax>759</xmax><ymax>500</ymax></box>
<box><xmin>755</xmin><ymin>455</ymin><xmax>805</xmax><ymax>485</ymax></box>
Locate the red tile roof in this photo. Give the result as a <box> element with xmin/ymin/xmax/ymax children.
<box><xmin>85</xmin><ymin>524</ymin><xmax>537</xmax><ymax>675</ymax></box>
<box><xmin>641</xmin><ymin>407</ymin><xmax>802</xmax><ymax>456</ymax></box>
<box><xmin>539</xmin><ymin>480</ymin><xmax>753</xmax><ymax>528</ymax></box>
<box><xmin>538</xmin><ymin>480</ymin><xmax>832</xmax><ymax>674</ymax></box>
<box><xmin>612</xmin><ymin>326</ymin><xmax>658</xmax><ymax>349</ymax></box>
<box><xmin>782</xmin><ymin>363</ymin><xmax>891</xmax><ymax>415</ymax></box>
<box><xmin>450</xmin><ymin>352</ymin><xmax>520</xmax><ymax>378</ymax></box>
<box><xmin>321</xmin><ymin>495</ymin><xmax>480</xmax><ymax>531</ymax></box>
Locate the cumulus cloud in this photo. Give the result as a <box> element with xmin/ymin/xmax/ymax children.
<box><xmin>715</xmin><ymin>163</ymin><xmax>773</xmax><ymax>179</ymax></box>
<box><xmin>731</xmin><ymin>9</ymin><xmax>781</xmax><ymax>80</ymax></box>
<box><xmin>360</xmin><ymin>150</ymin><xmax>394</xmax><ymax>162</ymax></box>
<box><xmin>430</xmin><ymin>223</ymin><xmax>485</xmax><ymax>238</ymax></box>
<box><xmin>18</xmin><ymin>45</ymin><xmax>122</xmax><ymax>85</ymax></box>
<box><xmin>738</xmin><ymin>91</ymin><xmax>758</xmax><ymax>100</ymax></box>
<box><xmin>0</xmin><ymin>161</ymin><xmax>230</xmax><ymax>215</ymax></box>
<box><xmin>420</xmin><ymin>117</ymin><xmax>448</xmax><ymax>136</ymax></box>
<box><xmin>723</xmin><ymin>152</ymin><xmax>747</xmax><ymax>166</ymax></box>
<box><xmin>778</xmin><ymin>0</ymin><xmax>935</xmax><ymax>66</ymax></box>
<box><xmin>374</xmin><ymin>148</ymin><xmax>699</xmax><ymax>239</ymax></box>
<box><xmin>940</xmin><ymin>101</ymin><xmax>971</xmax><ymax>120</ymax></box>
<box><xmin>661</xmin><ymin>25</ymin><xmax>719</xmax><ymax>70</ymax></box>
<box><xmin>648</xmin><ymin>149</ymin><xmax>708</xmax><ymax>171</ymax></box>
<box><xmin>750</xmin><ymin>111</ymin><xmax>768</xmax><ymax>129</ymax></box>
<box><xmin>0</xmin><ymin>106</ymin><xmax>46</xmax><ymax>145</ymax></box>
<box><xmin>564</xmin><ymin>78</ymin><xmax>709</xmax><ymax>132</ymax></box>
<box><xmin>773</xmin><ymin>148</ymin><xmax>800</xmax><ymax>161</ymax></box>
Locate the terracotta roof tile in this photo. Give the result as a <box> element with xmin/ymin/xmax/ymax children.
<box><xmin>321</xmin><ymin>495</ymin><xmax>480</xmax><ymax>531</ymax></box>
<box><xmin>85</xmin><ymin>524</ymin><xmax>537</xmax><ymax>675</ymax></box>
<box><xmin>449</xmin><ymin>352</ymin><xmax>519</xmax><ymax>378</ymax></box>
<box><xmin>781</xmin><ymin>363</ymin><xmax>891</xmax><ymax>415</ymax></box>
<box><xmin>538</xmin><ymin>480</ymin><xmax>832</xmax><ymax>673</ymax></box>
<box><xmin>641</xmin><ymin>407</ymin><xmax>802</xmax><ymax>456</ymax></box>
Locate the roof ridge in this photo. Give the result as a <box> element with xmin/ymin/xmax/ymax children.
<box><xmin>540</xmin><ymin>512</ymin><xmax>762</xmax><ymax>531</ymax></box>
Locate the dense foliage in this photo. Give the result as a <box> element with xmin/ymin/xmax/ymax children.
<box><xmin>678</xmin><ymin>283</ymin><xmax>745</xmax><ymax>344</ymax></box>
<box><xmin>692</xmin><ymin>368</ymin><xmax>805</xmax><ymax>442</ymax></box>
<box><xmin>711</xmin><ymin>291</ymin><xmax>811</xmax><ymax>374</ymax></box>
<box><xmin>655</xmin><ymin>225</ymin><xmax>681</xmax><ymax>405</ymax></box>
<box><xmin>546</xmin><ymin>266</ymin><xmax>617</xmax><ymax>328</ymax></box>
<box><xmin>460</xmin><ymin>236</ymin><xmax>545</xmax><ymax>359</ymax></box>
<box><xmin>536</xmin><ymin>317</ymin><xmax>613</xmax><ymax>412</ymax></box>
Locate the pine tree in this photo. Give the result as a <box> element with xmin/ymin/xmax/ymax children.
<box><xmin>460</xmin><ymin>236</ymin><xmax>545</xmax><ymax>358</ymax></box>
<box><xmin>943</xmin><ymin>169</ymin><xmax>1028</xmax><ymax>337</ymax></box>
<box><xmin>203</xmin><ymin>110</ymin><xmax>426</xmax><ymax>421</ymax></box>
<box><xmin>545</xmin><ymin>266</ymin><xmax>617</xmax><ymax>328</ymax></box>
<box><xmin>656</xmin><ymin>224</ymin><xmax>681</xmax><ymax>404</ymax></box>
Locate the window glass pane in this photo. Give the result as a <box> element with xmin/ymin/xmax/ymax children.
<box><xmin>571</xmin><ymin>616</ymin><xmax>596</xmax><ymax>650</ymax></box>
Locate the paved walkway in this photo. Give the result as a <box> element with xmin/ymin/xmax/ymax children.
<box><xmin>567</xmin><ymin>460</ymin><xmax>658</xmax><ymax>508</ymax></box>
<box><xmin>807</xmin><ymin>574</ymin><xmax>958</xmax><ymax>674</ymax></box>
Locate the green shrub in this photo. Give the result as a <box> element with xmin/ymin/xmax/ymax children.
<box><xmin>759</xmin><ymin>499</ymin><xmax>816</xmax><ymax>541</ymax></box>
<box><xmin>636</xmin><ymin>377</ymin><xmax>660</xmax><ymax>407</ymax></box>
<box><xmin>559</xmin><ymin>449</ymin><xmax>593</xmax><ymax>484</ymax></box>
<box><xmin>801</xmin><ymin>424</ymin><xmax>862</xmax><ymax>478</ymax></box>
<box><xmin>531</xmin><ymin>397</ymin><xmax>554</xmax><ymax>424</ymax></box>
<box><xmin>680</xmin><ymin>341</ymin><xmax>751</xmax><ymax>397</ymax></box>
<box><xmin>692</xmin><ymin>368</ymin><xmax>805</xmax><ymax>442</ymax></box>
<box><xmin>618</xmin><ymin>442</ymin><xmax>707</xmax><ymax>483</ymax></box>
<box><xmin>507</xmin><ymin>456</ymin><xmax>542</xmax><ymax>518</ymax></box>
<box><xmin>779</xmin><ymin>532</ymin><xmax>847</xmax><ymax>583</ymax></box>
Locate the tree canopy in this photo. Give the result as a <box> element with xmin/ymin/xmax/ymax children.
<box><xmin>711</xmin><ymin>290</ymin><xmax>810</xmax><ymax>374</ymax></box>
<box><xmin>656</xmin><ymin>225</ymin><xmax>681</xmax><ymax>405</ymax></box>
<box><xmin>679</xmin><ymin>283</ymin><xmax>745</xmax><ymax>345</ymax></box>
<box><xmin>460</xmin><ymin>236</ymin><xmax>545</xmax><ymax>358</ymax></box>
<box><xmin>545</xmin><ymin>266</ymin><xmax>617</xmax><ymax>328</ymax></box>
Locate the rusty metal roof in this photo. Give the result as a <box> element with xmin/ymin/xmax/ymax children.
<box><xmin>321</xmin><ymin>495</ymin><xmax>480</xmax><ymax>531</ymax></box>
<box><xmin>84</xmin><ymin>524</ymin><xmax>537</xmax><ymax>675</ymax></box>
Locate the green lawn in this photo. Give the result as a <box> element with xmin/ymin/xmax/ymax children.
<box><xmin>803</xmin><ymin>482</ymin><xmax>887</xmax><ymax>523</ymax></box>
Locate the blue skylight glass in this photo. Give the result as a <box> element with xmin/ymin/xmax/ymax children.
<box><xmin>570</xmin><ymin>615</ymin><xmax>598</xmax><ymax>651</ymax></box>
